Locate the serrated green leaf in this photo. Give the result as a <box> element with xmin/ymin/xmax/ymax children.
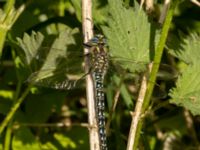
<box><xmin>38</xmin><ymin>28</ymin><xmax>80</xmax><ymax>72</ymax></box>
<box><xmin>169</xmin><ymin>64</ymin><xmax>200</xmax><ymax>115</ymax></box>
<box><xmin>17</xmin><ymin>28</ymin><xmax>82</xmax><ymax>88</ymax></box>
<box><xmin>102</xmin><ymin>0</ymin><xmax>159</xmax><ymax>73</ymax></box>
<box><xmin>17</xmin><ymin>31</ymin><xmax>45</xmax><ymax>67</ymax></box>
<box><xmin>0</xmin><ymin>5</ymin><xmax>25</xmax><ymax>30</ymax></box>
<box><xmin>168</xmin><ymin>33</ymin><xmax>200</xmax><ymax>115</ymax></box>
<box><xmin>168</xmin><ymin>33</ymin><xmax>200</xmax><ymax>65</ymax></box>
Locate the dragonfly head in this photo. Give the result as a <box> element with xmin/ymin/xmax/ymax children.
<box><xmin>85</xmin><ymin>34</ymin><xmax>107</xmax><ymax>47</ymax></box>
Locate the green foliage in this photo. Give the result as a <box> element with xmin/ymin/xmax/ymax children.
<box><xmin>169</xmin><ymin>33</ymin><xmax>200</xmax><ymax>115</ymax></box>
<box><xmin>16</xmin><ymin>28</ymin><xmax>83</xmax><ymax>88</ymax></box>
<box><xmin>12</xmin><ymin>126</ymin><xmax>89</xmax><ymax>150</ymax></box>
<box><xmin>71</xmin><ymin>0</ymin><xmax>108</xmax><ymax>25</ymax></box>
<box><xmin>168</xmin><ymin>33</ymin><xmax>200</xmax><ymax>64</ymax></box>
<box><xmin>102</xmin><ymin>0</ymin><xmax>159</xmax><ymax>73</ymax></box>
<box><xmin>0</xmin><ymin>0</ymin><xmax>200</xmax><ymax>149</ymax></box>
<box><xmin>102</xmin><ymin>0</ymin><xmax>160</xmax><ymax>112</ymax></box>
<box><xmin>12</xmin><ymin>127</ymin><xmax>40</xmax><ymax>150</ymax></box>
<box><xmin>25</xmin><ymin>92</ymin><xmax>66</xmax><ymax>123</ymax></box>
<box><xmin>0</xmin><ymin>5</ymin><xmax>24</xmax><ymax>57</ymax></box>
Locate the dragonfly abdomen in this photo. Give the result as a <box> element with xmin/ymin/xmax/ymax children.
<box><xmin>93</xmin><ymin>71</ymin><xmax>108</xmax><ymax>150</ymax></box>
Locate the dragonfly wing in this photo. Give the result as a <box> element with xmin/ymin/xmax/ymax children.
<box><xmin>27</xmin><ymin>47</ymin><xmax>85</xmax><ymax>89</ymax></box>
<box><xmin>27</xmin><ymin>69</ymin><xmax>84</xmax><ymax>89</ymax></box>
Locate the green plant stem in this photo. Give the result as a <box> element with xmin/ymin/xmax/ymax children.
<box><xmin>4</xmin><ymin>121</ymin><xmax>12</xmax><ymax>150</ymax></box>
<box><xmin>133</xmin><ymin>0</ymin><xmax>178</xmax><ymax>149</ymax></box>
<box><xmin>4</xmin><ymin>81</ymin><xmax>22</xmax><ymax>149</ymax></box>
<box><xmin>0</xmin><ymin>85</ymin><xmax>32</xmax><ymax>134</ymax></box>
<box><xmin>0</xmin><ymin>27</ymin><xmax>8</xmax><ymax>58</ymax></box>
<box><xmin>3</xmin><ymin>50</ymin><xmax>24</xmax><ymax>149</ymax></box>
<box><xmin>12</xmin><ymin>49</ymin><xmax>23</xmax><ymax>101</ymax></box>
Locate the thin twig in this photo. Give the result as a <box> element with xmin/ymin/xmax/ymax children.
<box><xmin>13</xmin><ymin>122</ymin><xmax>89</xmax><ymax>128</ymax></box>
<box><xmin>126</xmin><ymin>63</ymin><xmax>152</xmax><ymax>150</ymax></box>
<box><xmin>106</xmin><ymin>79</ymin><xmax>123</xmax><ymax>134</ymax></box>
<box><xmin>127</xmin><ymin>0</ymin><xmax>178</xmax><ymax>149</ymax></box>
<box><xmin>190</xmin><ymin>0</ymin><xmax>200</xmax><ymax>7</ymax></box>
<box><xmin>82</xmin><ymin>0</ymin><xmax>100</xmax><ymax>150</ymax></box>
<box><xmin>140</xmin><ymin>0</ymin><xmax>145</xmax><ymax>9</ymax></box>
<box><xmin>0</xmin><ymin>85</ymin><xmax>32</xmax><ymax>134</ymax></box>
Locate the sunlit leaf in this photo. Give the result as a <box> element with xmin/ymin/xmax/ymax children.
<box><xmin>16</xmin><ymin>28</ymin><xmax>82</xmax><ymax>89</ymax></box>
<box><xmin>54</xmin><ymin>133</ymin><xmax>76</xmax><ymax>148</ymax></box>
<box><xmin>169</xmin><ymin>33</ymin><xmax>200</xmax><ymax>115</ymax></box>
<box><xmin>102</xmin><ymin>0</ymin><xmax>160</xmax><ymax>73</ymax></box>
<box><xmin>168</xmin><ymin>33</ymin><xmax>200</xmax><ymax>65</ymax></box>
<box><xmin>12</xmin><ymin>127</ymin><xmax>40</xmax><ymax>150</ymax></box>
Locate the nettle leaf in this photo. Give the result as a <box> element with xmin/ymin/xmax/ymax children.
<box><xmin>17</xmin><ymin>28</ymin><xmax>80</xmax><ymax>71</ymax></box>
<box><xmin>16</xmin><ymin>28</ymin><xmax>82</xmax><ymax>88</ymax></box>
<box><xmin>102</xmin><ymin>0</ymin><xmax>159</xmax><ymax>73</ymax></box>
<box><xmin>17</xmin><ymin>31</ymin><xmax>44</xmax><ymax>66</ymax></box>
<box><xmin>168</xmin><ymin>33</ymin><xmax>200</xmax><ymax>65</ymax></box>
<box><xmin>169</xmin><ymin>33</ymin><xmax>200</xmax><ymax>115</ymax></box>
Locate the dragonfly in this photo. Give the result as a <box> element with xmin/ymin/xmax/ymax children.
<box><xmin>16</xmin><ymin>31</ymin><xmax>178</xmax><ymax>150</ymax></box>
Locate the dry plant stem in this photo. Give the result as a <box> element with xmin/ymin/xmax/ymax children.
<box><xmin>15</xmin><ymin>122</ymin><xmax>89</xmax><ymax>128</ymax></box>
<box><xmin>190</xmin><ymin>0</ymin><xmax>200</xmax><ymax>7</ymax></box>
<box><xmin>126</xmin><ymin>64</ymin><xmax>152</xmax><ymax>150</ymax></box>
<box><xmin>159</xmin><ymin>0</ymin><xmax>170</xmax><ymax>24</ymax></box>
<box><xmin>82</xmin><ymin>0</ymin><xmax>100</xmax><ymax>150</ymax></box>
<box><xmin>127</xmin><ymin>0</ymin><xmax>177</xmax><ymax>149</ymax></box>
<box><xmin>140</xmin><ymin>0</ymin><xmax>145</xmax><ymax>9</ymax></box>
<box><xmin>145</xmin><ymin>0</ymin><xmax>154</xmax><ymax>11</ymax></box>
<box><xmin>0</xmin><ymin>85</ymin><xmax>31</xmax><ymax>134</ymax></box>
<box><xmin>183</xmin><ymin>109</ymin><xmax>200</xmax><ymax>147</ymax></box>
<box><xmin>106</xmin><ymin>84</ymin><xmax>121</xmax><ymax>133</ymax></box>
<box><xmin>140</xmin><ymin>0</ymin><xmax>154</xmax><ymax>11</ymax></box>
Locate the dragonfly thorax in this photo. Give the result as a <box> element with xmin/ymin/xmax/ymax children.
<box><xmin>92</xmin><ymin>46</ymin><xmax>109</xmax><ymax>76</ymax></box>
